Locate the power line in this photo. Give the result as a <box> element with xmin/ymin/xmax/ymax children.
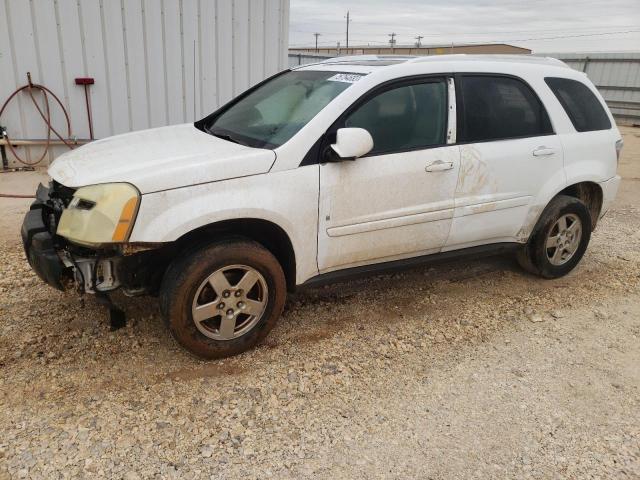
<box><xmin>415</xmin><ymin>35</ymin><xmax>423</xmax><ymax>47</ymax></box>
<box><xmin>289</xmin><ymin>29</ymin><xmax>640</xmax><ymax>48</ymax></box>
<box><xmin>345</xmin><ymin>11</ymin><xmax>352</xmax><ymax>49</ymax></box>
<box><xmin>313</xmin><ymin>32</ymin><xmax>321</xmax><ymax>53</ymax></box>
<box><xmin>290</xmin><ymin>24</ymin><xmax>640</xmax><ymax>38</ymax></box>
<box><xmin>497</xmin><ymin>29</ymin><xmax>640</xmax><ymax>43</ymax></box>
<box><xmin>388</xmin><ymin>32</ymin><xmax>396</xmax><ymax>50</ymax></box>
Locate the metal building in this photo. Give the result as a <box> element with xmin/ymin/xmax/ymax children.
<box><xmin>290</xmin><ymin>43</ymin><xmax>531</xmax><ymax>56</ymax></box>
<box><xmin>0</xmin><ymin>0</ymin><xmax>290</xmax><ymax>167</ymax></box>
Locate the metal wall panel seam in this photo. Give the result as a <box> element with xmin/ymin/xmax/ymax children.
<box><xmin>121</xmin><ymin>0</ymin><xmax>134</xmax><ymax>131</ymax></box>
<box><xmin>99</xmin><ymin>0</ymin><xmax>115</xmax><ymax>136</ymax></box>
<box><xmin>141</xmin><ymin>0</ymin><xmax>153</xmax><ymax>129</ymax></box>
<box><xmin>197</xmin><ymin>0</ymin><xmax>203</xmax><ymax>118</ymax></box>
<box><xmin>160</xmin><ymin>0</ymin><xmax>170</xmax><ymax>127</ymax></box>
<box><xmin>247</xmin><ymin>0</ymin><xmax>251</xmax><ymax>89</ymax></box>
<box><xmin>29</xmin><ymin>0</ymin><xmax>52</xmax><ymax>162</ymax></box>
<box><xmin>5</xmin><ymin>0</ymin><xmax>29</xmax><ymax>160</ymax></box>
<box><xmin>262</xmin><ymin>0</ymin><xmax>267</xmax><ymax>79</ymax></box>
<box><xmin>179</xmin><ymin>0</ymin><xmax>187</xmax><ymax>122</ymax></box>
<box><xmin>76</xmin><ymin>0</ymin><xmax>88</xmax><ymax>76</ymax></box>
<box><xmin>280</xmin><ymin>0</ymin><xmax>289</xmax><ymax>70</ymax></box>
<box><xmin>28</xmin><ymin>0</ymin><xmax>44</xmax><ymax>85</ymax></box>
<box><xmin>214</xmin><ymin>0</ymin><xmax>220</xmax><ymax>108</ymax></box>
<box><xmin>231</xmin><ymin>0</ymin><xmax>237</xmax><ymax>97</ymax></box>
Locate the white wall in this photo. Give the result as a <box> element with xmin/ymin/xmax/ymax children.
<box><xmin>0</xmin><ymin>0</ymin><xmax>290</xmax><ymax>166</ymax></box>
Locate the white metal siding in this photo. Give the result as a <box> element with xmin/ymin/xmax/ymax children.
<box><xmin>0</xmin><ymin>0</ymin><xmax>289</xmax><ymax>166</ymax></box>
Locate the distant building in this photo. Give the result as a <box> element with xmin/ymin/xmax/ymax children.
<box><xmin>290</xmin><ymin>43</ymin><xmax>531</xmax><ymax>56</ymax></box>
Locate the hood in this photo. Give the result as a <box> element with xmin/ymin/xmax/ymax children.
<box><xmin>48</xmin><ymin>124</ymin><xmax>276</xmax><ymax>193</ymax></box>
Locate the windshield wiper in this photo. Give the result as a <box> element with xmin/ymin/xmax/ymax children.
<box><xmin>208</xmin><ymin>128</ymin><xmax>246</xmax><ymax>146</ymax></box>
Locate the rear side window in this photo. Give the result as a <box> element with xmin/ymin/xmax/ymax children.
<box><xmin>545</xmin><ymin>77</ymin><xmax>611</xmax><ymax>132</ymax></box>
<box><xmin>458</xmin><ymin>75</ymin><xmax>553</xmax><ymax>143</ymax></box>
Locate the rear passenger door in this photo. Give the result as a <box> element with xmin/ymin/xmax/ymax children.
<box><xmin>445</xmin><ymin>74</ymin><xmax>564</xmax><ymax>249</ymax></box>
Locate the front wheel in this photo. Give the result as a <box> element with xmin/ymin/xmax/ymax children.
<box><xmin>517</xmin><ymin>195</ymin><xmax>593</xmax><ymax>279</ymax></box>
<box><xmin>160</xmin><ymin>239</ymin><xmax>286</xmax><ymax>359</ymax></box>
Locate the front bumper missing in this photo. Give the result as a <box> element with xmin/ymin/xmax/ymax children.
<box><xmin>21</xmin><ymin>183</ymin><xmax>122</xmax><ymax>294</ymax></box>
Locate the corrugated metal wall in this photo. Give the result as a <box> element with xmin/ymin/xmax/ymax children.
<box><xmin>0</xmin><ymin>0</ymin><xmax>289</xmax><ymax>166</ymax></box>
<box><xmin>539</xmin><ymin>52</ymin><xmax>640</xmax><ymax>124</ymax></box>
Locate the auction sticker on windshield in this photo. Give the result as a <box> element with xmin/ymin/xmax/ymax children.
<box><xmin>327</xmin><ymin>73</ymin><xmax>364</xmax><ymax>83</ymax></box>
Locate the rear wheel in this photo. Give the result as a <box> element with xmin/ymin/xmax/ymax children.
<box><xmin>160</xmin><ymin>239</ymin><xmax>286</xmax><ymax>359</ymax></box>
<box><xmin>517</xmin><ymin>195</ymin><xmax>592</xmax><ymax>279</ymax></box>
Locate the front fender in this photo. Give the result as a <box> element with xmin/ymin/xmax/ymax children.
<box><xmin>129</xmin><ymin>167</ymin><xmax>320</xmax><ymax>284</ymax></box>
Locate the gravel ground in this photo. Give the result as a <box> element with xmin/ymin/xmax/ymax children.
<box><xmin>1</xmin><ymin>126</ymin><xmax>639</xmax><ymax>479</ymax></box>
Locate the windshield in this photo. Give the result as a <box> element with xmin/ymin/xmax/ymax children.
<box><xmin>204</xmin><ymin>70</ymin><xmax>363</xmax><ymax>148</ymax></box>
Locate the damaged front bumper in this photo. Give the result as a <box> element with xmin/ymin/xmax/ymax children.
<box><xmin>21</xmin><ymin>199</ymin><xmax>69</xmax><ymax>291</ymax></box>
<box><xmin>21</xmin><ymin>183</ymin><xmax>162</xmax><ymax>296</ymax></box>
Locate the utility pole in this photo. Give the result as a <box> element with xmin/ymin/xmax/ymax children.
<box><xmin>388</xmin><ymin>32</ymin><xmax>396</xmax><ymax>52</ymax></box>
<box><xmin>313</xmin><ymin>32</ymin><xmax>321</xmax><ymax>53</ymax></box>
<box><xmin>345</xmin><ymin>11</ymin><xmax>351</xmax><ymax>51</ymax></box>
<box><xmin>415</xmin><ymin>35</ymin><xmax>423</xmax><ymax>48</ymax></box>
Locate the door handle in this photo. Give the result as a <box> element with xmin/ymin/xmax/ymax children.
<box><xmin>425</xmin><ymin>160</ymin><xmax>454</xmax><ymax>172</ymax></box>
<box><xmin>532</xmin><ymin>146</ymin><xmax>556</xmax><ymax>157</ymax></box>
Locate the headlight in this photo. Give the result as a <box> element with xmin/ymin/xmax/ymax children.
<box><xmin>57</xmin><ymin>183</ymin><xmax>140</xmax><ymax>246</ymax></box>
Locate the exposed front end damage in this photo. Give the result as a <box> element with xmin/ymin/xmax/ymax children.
<box><xmin>21</xmin><ymin>182</ymin><xmax>170</xmax><ymax>327</ymax></box>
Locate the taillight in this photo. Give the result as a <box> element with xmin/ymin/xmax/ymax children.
<box><xmin>615</xmin><ymin>139</ymin><xmax>624</xmax><ymax>165</ymax></box>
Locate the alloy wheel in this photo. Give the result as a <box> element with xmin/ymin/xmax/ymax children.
<box><xmin>545</xmin><ymin>213</ymin><xmax>582</xmax><ymax>266</ymax></box>
<box><xmin>191</xmin><ymin>264</ymin><xmax>268</xmax><ymax>340</ymax></box>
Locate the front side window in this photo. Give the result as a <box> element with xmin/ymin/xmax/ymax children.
<box><xmin>205</xmin><ymin>70</ymin><xmax>363</xmax><ymax>148</ymax></box>
<box><xmin>545</xmin><ymin>77</ymin><xmax>611</xmax><ymax>132</ymax></box>
<box><xmin>458</xmin><ymin>75</ymin><xmax>553</xmax><ymax>143</ymax></box>
<box><xmin>344</xmin><ymin>80</ymin><xmax>447</xmax><ymax>155</ymax></box>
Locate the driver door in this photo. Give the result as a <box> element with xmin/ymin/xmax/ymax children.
<box><xmin>318</xmin><ymin>77</ymin><xmax>460</xmax><ymax>272</ymax></box>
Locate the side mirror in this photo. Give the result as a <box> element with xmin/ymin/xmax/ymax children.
<box><xmin>330</xmin><ymin>128</ymin><xmax>374</xmax><ymax>160</ymax></box>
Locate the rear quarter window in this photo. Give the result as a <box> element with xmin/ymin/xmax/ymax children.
<box><xmin>545</xmin><ymin>77</ymin><xmax>611</xmax><ymax>132</ymax></box>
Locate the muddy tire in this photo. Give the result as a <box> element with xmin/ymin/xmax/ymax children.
<box><xmin>159</xmin><ymin>239</ymin><xmax>286</xmax><ymax>359</ymax></box>
<box><xmin>516</xmin><ymin>195</ymin><xmax>592</xmax><ymax>279</ymax></box>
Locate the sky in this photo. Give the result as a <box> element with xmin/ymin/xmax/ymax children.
<box><xmin>289</xmin><ymin>0</ymin><xmax>640</xmax><ymax>53</ymax></box>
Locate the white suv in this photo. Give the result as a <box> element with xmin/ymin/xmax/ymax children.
<box><xmin>22</xmin><ymin>55</ymin><xmax>622</xmax><ymax>358</ymax></box>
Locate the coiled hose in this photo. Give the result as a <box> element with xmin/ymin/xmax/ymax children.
<box><xmin>0</xmin><ymin>72</ymin><xmax>75</xmax><ymax>167</ymax></box>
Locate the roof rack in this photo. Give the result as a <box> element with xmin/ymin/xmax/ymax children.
<box><xmin>319</xmin><ymin>54</ymin><xmax>417</xmax><ymax>64</ymax></box>
<box><xmin>296</xmin><ymin>53</ymin><xmax>570</xmax><ymax>70</ymax></box>
<box><xmin>407</xmin><ymin>54</ymin><xmax>570</xmax><ymax>68</ymax></box>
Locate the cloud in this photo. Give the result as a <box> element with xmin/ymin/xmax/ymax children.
<box><xmin>289</xmin><ymin>0</ymin><xmax>640</xmax><ymax>53</ymax></box>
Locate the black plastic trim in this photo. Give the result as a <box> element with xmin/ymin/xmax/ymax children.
<box><xmin>21</xmin><ymin>194</ymin><xmax>68</xmax><ymax>291</ymax></box>
<box><xmin>299</xmin><ymin>242</ymin><xmax>520</xmax><ymax>289</ymax></box>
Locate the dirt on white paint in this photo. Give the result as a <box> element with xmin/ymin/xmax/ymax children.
<box><xmin>0</xmin><ymin>127</ymin><xmax>639</xmax><ymax>479</ymax></box>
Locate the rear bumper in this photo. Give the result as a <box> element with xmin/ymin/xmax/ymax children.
<box><xmin>599</xmin><ymin>175</ymin><xmax>621</xmax><ymax>218</ymax></box>
<box><xmin>21</xmin><ymin>194</ymin><xmax>69</xmax><ymax>291</ymax></box>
